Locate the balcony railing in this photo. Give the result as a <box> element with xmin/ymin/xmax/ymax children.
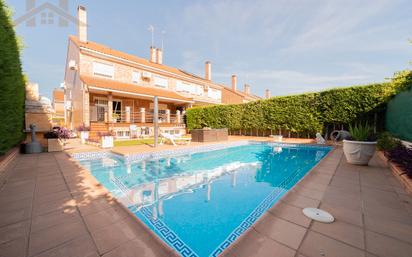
<box><xmin>106</xmin><ymin>109</ymin><xmax>184</xmax><ymax>125</ymax></box>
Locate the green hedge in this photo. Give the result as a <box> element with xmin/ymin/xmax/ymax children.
<box><xmin>186</xmin><ymin>70</ymin><xmax>412</xmax><ymax>137</ymax></box>
<box><xmin>0</xmin><ymin>0</ymin><xmax>26</xmax><ymax>154</ymax></box>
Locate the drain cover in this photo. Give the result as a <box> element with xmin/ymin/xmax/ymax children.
<box><xmin>302</xmin><ymin>208</ymin><xmax>334</xmax><ymax>223</ymax></box>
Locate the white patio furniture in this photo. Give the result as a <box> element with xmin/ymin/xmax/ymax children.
<box><xmin>160</xmin><ymin>132</ymin><xmax>191</xmax><ymax>146</ymax></box>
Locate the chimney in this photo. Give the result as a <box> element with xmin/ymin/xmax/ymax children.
<box><xmin>205</xmin><ymin>61</ymin><xmax>211</xmax><ymax>80</ymax></box>
<box><xmin>156</xmin><ymin>48</ymin><xmax>163</xmax><ymax>64</ymax></box>
<box><xmin>265</xmin><ymin>89</ymin><xmax>271</xmax><ymax>99</ymax></box>
<box><xmin>150</xmin><ymin>46</ymin><xmax>157</xmax><ymax>63</ymax></box>
<box><xmin>77</xmin><ymin>6</ymin><xmax>87</xmax><ymax>42</ymax></box>
<box><xmin>231</xmin><ymin>75</ymin><xmax>237</xmax><ymax>91</ymax></box>
<box><xmin>244</xmin><ymin>84</ymin><xmax>251</xmax><ymax>95</ymax></box>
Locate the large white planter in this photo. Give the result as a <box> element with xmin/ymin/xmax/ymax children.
<box><xmin>100</xmin><ymin>136</ymin><xmax>114</xmax><ymax>148</ymax></box>
<box><xmin>343</xmin><ymin>140</ymin><xmax>377</xmax><ymax>165</ymax></box>
<box><xmin>80</xmin><ymin>131</ymin><xmax>89</xmax><ymax>144</ymax></box>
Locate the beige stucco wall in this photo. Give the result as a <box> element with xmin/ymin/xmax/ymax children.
<box><xmin>64</xmin><ymin>40</ymin><xmax>84</xmax><ymax>129</ymax></box>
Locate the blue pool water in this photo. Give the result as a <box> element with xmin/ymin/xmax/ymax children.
<box><xmin>76</xmin><ymin>142</ymin><xmax>331</xmax><ymax>257</ymax></box>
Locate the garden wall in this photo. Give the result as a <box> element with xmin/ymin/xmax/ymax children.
<box><xmin>187</xmin><ymin>70</ymin><xmax>412</xmax><ymax>138</ymax></box>
<box><xmin>386</xmin><ymin>86</ymin><xmax>412</xmax><ymax>141</ymax></box>
<box><xmin>0</xmin><ymin>0</ymin><xmax>26</xmax><ymax>154</ymax></box>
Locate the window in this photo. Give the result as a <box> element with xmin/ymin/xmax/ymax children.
<box><xmin>132</xmin><ymin>71</ymin><xmax>140</xmax><ymax>83</ymax></box>
<box><xmin>195</xmin><ymin>85</ymin><xmax>204</xmax><ymax>96</ymax></box>
<box><xmin>94</xmin><ymin>98</ymin><xmax>108</xmax><ymax>106</ymax></box>
<box><xmin>93</xmin><ymin>62</ymin><xmax>114</xmax><ymax>78</ymax></box>
<box><xmin>116</xmin><ymin>130</ymin><xmax>130</xmax><ymax>138</ymax></box>
<box><xmin>208</xmin><ymin>88</ymin><xmax>221</xmax><ymax>100</ymax></box>
<box><xmin>176</xmin><ymin>81</ymin><xmax>191</xmax><ymax>93</ymax></box>
<box><xmin>176</xmin><ymin>81</ymin><xmax>204</xmax><ymax>95</ymax></box>
<box><xmin>154</xmin><ymin>76</ymin><xmax>168</xmax><ymax>88</ymax></box>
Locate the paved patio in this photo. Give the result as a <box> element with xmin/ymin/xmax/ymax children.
<box><xmin>0</xmin><ymin>140</ymin><xmax>411</xmax><ymax>257</ymax></box>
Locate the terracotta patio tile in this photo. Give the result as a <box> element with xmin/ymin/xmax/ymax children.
<box><xmin>34</xmin><ymin>183</ymin><xmax>68</xmax><ymax>197</ymax></box>
<box><xmin>0</xmin><ymin>236</ymin><xmax>28</xmax><ymax>257</ymax></box>
<box><xmin>0</xmin><ymin>189</ymin><xmax>34</xmax><ymax>203</ymax></box>
<box><xmin>33</xmin><ymin>189</ymin><xmax>71</xmax><ymax>205</ymax></box>
<box><xmin>293</xmin><ymin>186</ymin><xmax>325</xmax><ymax>201</ymax></box>
<box><xmin>269</xmin><ymin>202</ymin><xmax>312</xmax><ymax>228</ymax></box>
<box><xmin>281</xmin><ymin>193</ymin><xmax>320</xmax><ymax>209</ymax></box>
<box><xmin>299</xmin><ymin>231</ymin><xmax>364</xmax><ymax>257</ymax></box>
<box><xmin>31</xmin><ymin>208</ymin><xmax>82</xmax><ymax>232</ymax></box>
<box><xmin>365</xmin><ymin>230</ymin><xmax>412</xmax><ymax>257</ymax></box>
<box><xmin>0</xmin><ymin>206</ymin><xmax>32</xmax><ymax>227</ymax></box>
<box><xmin>330</xmin><ymin>176</ymin><xmax>361</xmax><ymax>189</ymax></box>
<box><xmin>361</xmin><ymin>187</ymin><xmax>406</xmax><ymax>211</ymax></box>
<box><xmin>0</xmin><ymin>220</ymin><xmax>30</xmax><ymax>245</ymax></box>
<box><xmin>319</xmin><ymin>203</ymin><xmax>363</xmax><ymax>227</ymax></box>
<box><xmin>311</xmin><ymin>220</ymin><xmax>364</xmax><ymax>249</ymax></box>
<box><xmin>321</xmin><ymin>188</ymin><xmax>362</xmax><ymax>212</ymax></box>
<box><xmin>83</xmin><ymin>205</ymin><xmax>129</xmax><ymax>232</ymax></box>
<box><xmin>29</xmin><ymin>220</ymin><xmax>88</xmax><ymax>256</ymax></box>
<box><xmin>76</xmin><ymin>196</ymin><xmax>116</xmax><ymax>216</ymax></box>
<box><xmin>91</xmin><ymin>218</ymin><xmax>138</xmax><ymax>255</ymax></box>
<box><xmin>0</xmin><ymin>197</ymin><xmax>33</xmax><ymax>213</ymax></box>
<box><xmin>364</xmin><ymin>215</ymin><xmax>412</xmax><ymax>244</ymax></box>
<box><xmin>32</xmin><ymin>197</ymin><xmax>76</xmax><ymax>216</ymax></box>
<box><xmin>230</xmin><ymin>229</ymin><xmax>296</xmax><ymax>257</ymax></box>
<box><xmin>101</xmin><ymin>237</ymin><xmax>170</xmax><ymax>257</ymax></box>
<box><xmin>33</xmin><ymin>235</ymin><xmax>99</xmax><ymax>257</ymax></box>
<box><xmin>254</xmin><ymin>213</ymin><xmax>307</xmax><ymax>249</ymax></box>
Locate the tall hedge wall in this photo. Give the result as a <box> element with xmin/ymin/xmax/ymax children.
<box><xmin>186</xmin><ymin>70</ymin><xmax>412</xmax><ymax>137</ymax></box>
<box><xmin>0</xmin><ymin>0</ymin><xmax>25</xmax><ymax>154</ymax></box>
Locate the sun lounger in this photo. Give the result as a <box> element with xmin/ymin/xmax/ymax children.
<box><xmin>160</xmin><ymin>132</ymin><xmax>191</xmax><ymax>146</ymax></box>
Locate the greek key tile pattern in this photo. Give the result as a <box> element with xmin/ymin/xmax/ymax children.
<box><xmin>132</xmin><ymin>206</ymin><xmax>198</xmax><ymax>257</ymax></box>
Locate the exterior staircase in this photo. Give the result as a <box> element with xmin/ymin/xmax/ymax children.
<box><xmin>89</xmin><ymin>122</ymin><xmax>109</xmax><ymax>142</ymax></box>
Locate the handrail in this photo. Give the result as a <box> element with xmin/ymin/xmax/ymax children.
<box><xmin>109</xmin><ymin>110</ymin><xmax>182</xmax><ymax>124</ymax></box>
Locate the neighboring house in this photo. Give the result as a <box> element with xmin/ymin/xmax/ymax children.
<box><xmin>221</xmin><ymin>75</ymin><xmax>261</xmax><ymax>104</ymax></box>
<box><xmin>52</xmin><ymin>88</ymin><xmax>65</xmax><ymax>126</ymax></box>
<box><xmin>64</xmin><ymin>6</ymin><xmax>261</xmax><ymax>139</ymax></box>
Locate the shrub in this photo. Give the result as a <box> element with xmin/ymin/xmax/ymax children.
<box><xmin>186</xmin><ymin>71</ymin><xmax>411</xmax><ymax>137</ymax></box>
<box><xmin>348</xmin><ymin>123</ymin><xmax>373</xmax><ymax>141</ymax></box>
<box><xmin>386</xmin><ymin>145</ymin><xmax>412</xmax><ymax>178</ymax></box>
<box><xmin>377</xmin><ymin>132</ymin><xmax>402</xmax><ymax>151</ymax></box>
<box><xmin>0</xmin><ymin>0</ymin><xmax>26</xmax><ymax>154</ymax></box>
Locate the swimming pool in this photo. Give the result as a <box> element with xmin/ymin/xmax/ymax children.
<box><xmin>75</xmin><ymin>142</ymin><xmax>331</xmax><ymax>257</ymax></box>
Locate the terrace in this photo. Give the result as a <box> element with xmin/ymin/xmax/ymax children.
<box><xmin>0</xmin><ymin>137</ymin><xmax>411</xmax><ymax>257</ymax></box>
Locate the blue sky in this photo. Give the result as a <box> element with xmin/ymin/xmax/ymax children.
<box><xmin>7</xmin><ymin>0</ymin><xmax>412</xmax><ymax>99</ymax></box>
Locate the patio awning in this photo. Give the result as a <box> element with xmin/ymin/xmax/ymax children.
<box><xmin>80</xmin><ymin>75</ymin><xmax>194</xmax><ymax>103</ymax></box>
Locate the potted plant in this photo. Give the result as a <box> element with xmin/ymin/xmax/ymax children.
<box><xmin>77</xmin><ymin>125</ymin><xmax>90</xmax><ymax>144</ymax></box>
<box><xmin>99</xmin><ymin>131</ymin><xmax>114</xmax><ymax>148</ymax></box>
<box><xmin>343</xmin><ymin>123</ymin><xmax>377</xmax><ymax>165</ymax></box>
<box><xmin>44</xmin><ymin>130</ymin><xmax>64</xmax><ymax>152</ymax></box>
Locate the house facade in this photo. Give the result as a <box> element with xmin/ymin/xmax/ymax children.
<box><xmin>64</xmin><ymin>6</ymin><xmax>261</xmax><ymax>139</ymax></box>
<box><xmin>52</xmin><ymin>88</ymin><xmax>65</xmax><ymax>126</ymax></box>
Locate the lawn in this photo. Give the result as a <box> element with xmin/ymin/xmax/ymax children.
<box><xmin>114</xmin><ymin>138</ymin><xmax>160</xmax><ymax>147</ymax></box>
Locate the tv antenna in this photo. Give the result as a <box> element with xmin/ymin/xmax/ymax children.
<box><xmin>161</xmin><ymin>30</ymin><xmax>166</xmax><ymax>50</ymax></box>
<box><xmin>148</xmin><ymin>25</ymin><xmax>155</xmax><ymax>47</ymax></box>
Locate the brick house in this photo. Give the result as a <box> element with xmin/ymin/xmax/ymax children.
<box><xmin>64</xmin><ymin>6</ymin><xmax>261</xmax><ymax>139</ymax></box>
